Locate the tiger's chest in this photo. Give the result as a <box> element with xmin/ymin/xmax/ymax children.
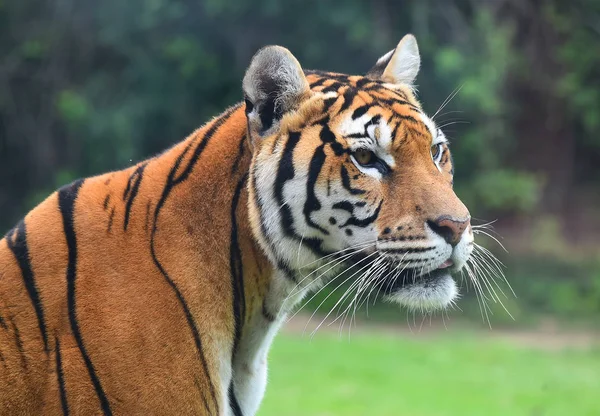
<box><xmin>226</xmin><ymin>271</ymin><xmax>308</xmax><ymax>416</ymax></box>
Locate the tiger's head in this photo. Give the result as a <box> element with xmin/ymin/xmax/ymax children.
<box><xmin>244</xmin><ymin>35</ymin><xmax>473</xmax><ymax>312</ymax></box>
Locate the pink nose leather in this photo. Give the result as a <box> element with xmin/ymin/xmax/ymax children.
<box><xmin>428</xmin><ymin>216</ymin><xmax>471</xmax><ymax>246</ymax></box>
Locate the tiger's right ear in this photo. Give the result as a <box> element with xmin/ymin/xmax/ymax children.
<box><xmin>243</xmin><ymin>46</ymin><xmax>310</xmax><ymax>141</ymax></box>
<box><xmin>366</xmin><ymin>34</ymin><xmax>420</xmax><ymax>86</ymax></box>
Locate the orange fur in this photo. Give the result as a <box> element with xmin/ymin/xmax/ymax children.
<box><xmin>0</xmin><ymin>40</ymin><xmax>471</xmax><ymax>415</ymax></box>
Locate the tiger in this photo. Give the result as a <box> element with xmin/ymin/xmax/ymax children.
<box><xmin>0</xmin><ymin>34</ymin><xmax>473</xmax><ymax>415</ymax></box>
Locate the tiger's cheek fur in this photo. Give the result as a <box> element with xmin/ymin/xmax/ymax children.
<box><xmin>249</xmin><ymin>117</ymin><xmax>386</xmax><ymax>282</ymax></box>
<box><xmin>320</xmin><ymin>160</ymin><xmax>383</xmax><ymax>245</ymax></box>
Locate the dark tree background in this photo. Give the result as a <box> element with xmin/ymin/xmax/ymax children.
<box><xmin>1</xmin><ymin>0</ymin><xmax>599</xmax><ymax>320</ymax></box>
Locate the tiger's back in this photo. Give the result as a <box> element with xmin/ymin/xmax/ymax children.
<box><xmin>0</xmin><ymin>106</ymin><xmax>266</xmax><ymax>415</ymax></box>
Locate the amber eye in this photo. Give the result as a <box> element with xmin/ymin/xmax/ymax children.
<box><xmin>353</xmin><ymin>149</ymin><xmax>375</xmax><ymax>166</ymax></box>
<box><xmin>431</xmin><ymin>143</ymin><xmax>443</xmax><ymax>162</ymax></box>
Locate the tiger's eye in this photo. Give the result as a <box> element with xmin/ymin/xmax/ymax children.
<box><xmin>354</xmin><ymin>149</ymin><xmax>374</xmax><ymax>166</ymax></box>
<box><xmin>431</xmin><ymin>143</ymin><xmax>442</xmax><ymax>160</ymax></box>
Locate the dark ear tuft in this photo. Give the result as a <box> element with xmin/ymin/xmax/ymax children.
<box><xmin>243</xmin><ymin>46</ymin><xmax>309</xmax><ymax>138</ymax></box>
<box><xmin>244</xmin><ymin>97</ymin><xmax>254</xmax><ymax>113</ymax></box>
<box><xmin>366</xmin><ymin>49</ymin><xmax>395</xmax><ymax>80</ymax></box>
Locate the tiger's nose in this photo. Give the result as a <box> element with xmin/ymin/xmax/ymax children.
<box><xmin>427</xmin><ymin>216</ymin><xmax>471</xmax><ymax>246</ymax></box>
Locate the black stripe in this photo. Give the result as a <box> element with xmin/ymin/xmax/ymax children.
<box><xmin>192</xmin><ymin>376</ymin><xmax>211</xmax><ymax>416</ymax></box>
<box><xmin>272</xmin><ymin>132</ymin><xmax>306</xmax><ymax>269</ymax></box>
<box><xmin>251</xmin><ymin>164</ymin><xmax>296</xmax><ymax>281</ymax></box>
<box><xmin>395</xmin><ymin>89</ymin><xmax>410</xmax><ymax>101</ymax></box>
<box><xmin>8</xmin><ymin>313</ymin><xmax>27</xmax><ymax>369</ymax></box>
<box><xmin>388</xmin><ymin>112</ymin><xmax>425</xmax><ymax>128</ymax></box>
<box><xmin>305</xmin><ymin>70</ymin><xmax>351</xmax><ymax>83</ymax></box>
<box><xmin>403</xmin><ymin>257</ymin><xmax>436</xmax><ymax>266</ymax></box>
<box><xmin>385</xmin><ymin>235</ymin><xmax>426</xmax><ymax>242</ymax></box>
<box><xmin>321</xmin><ymin>81</ymin><xmax>344</xmax><ymax>94</ymax></box>
<box><xmin>231</xmin><ymin>135</ymin><xmax>247</xmax><ymax>175</ymax></box>
<box><xmin>379</xmin><ymin>97</ymin><xmax>420</xmax><ymax>112</ymax></box>
<box><xmin>201</xmin><ymin>394</ymin><xmax>211</xmax><ymax>415</ymax></box>
<box><xmin>148</xmin><ymin>109</ymin><xmax>239</xmax><ymax>415</ymax></box>
<box><xmin>346</xmin><ymin>113</ymin><xmax>384</xmax><ymax>143</ymax></box>
<box><xmin>322</xmin><ymin>96</ymin><xmax>337</xmax><ymax>113</ymax></box>
<box><xmin>320</xmin><ymin>122</ymin><xmax>346</xmax><ymax>156</ymax></box>
<box><xmin>102</xmin><ymin>194</ymin><xmax>110</xmax><ymax>211</ymax></box>
<box><xmin>275</xmin><ymin>132</ymin><xmax>311</xmax><ymax>235</ymax></box>
<box><xmin>303</xmin><ymin>143</ymin><xmax>329</xmax><ymax>235</ymax></box>
<box><xmin>338</xmin><ymin>87</ymin><xmax>357</xmax><ymax>114</ymax></box>
<box><xmin>340</xmin><ymin>200</ymin><xmax>383</xmax><ymax>228</ymax></box>
<box><xmin>305</xmin><ymin>122</ymin><xmax>348</xmax><ymax>230</ymax></box>
<box><xmin>309</xmin><ymin>77</ymin><xmax>329</xmax><ymax>89</ymax></box>
<box><xmin>6</xmin><ymin>221</ymin><xmax>49</xmax><ymax>353</ymax></box>
<box><xmin>352</xmin><ymin>105</ymin><xmax>370</xmax><ymax>120</ymax></box>
<box><xmin>173</xmin><ymin>105</ymin><xmax>240</xmax><ymax>186</ymax></box>
<box><xmin>345</xmin><ymin>132</ymin><xmax>369</xmax><ymax>139</ymax></box>
<box><xmin>107</xmin><ymin>208</ymin><xmax>115</xmax><ymax>233</ymax></box>
<box><xmin>123</xmin><ymin>163</ymin><xmax>147</xmax><ymax>231</ymax></box>
<box><xmin>390</xmin><ymin>120</ymin><xmax>400</xmax><ymax>145</ymax></box>
<box><xmin>0</xmin><ymin>312</ymin><xmax>7</xmax><ymax>368</ymax></box>
<box><xmin>228</xmin><ymin>174</ymin><xmax>248</xmax><ymax>416</ymax></box>
<box><xmin>381</xmin><ymin>246</ymin><xmax>434</xmax><ymax>254</ymax></box>
<box><xmin>271</xmin><ymin>131</ymin><xmax>329</xmax><ymax>256</ymax></box>
<box><xmin>311</xmin><ymin>115</ymin><xmax>330</xmax><ymax>127</ymax></box>
<box><xmin>229</xmin><ymin>384</ymin><xmax>244</xmax><ymax>416</ymax></box>
<box><xmin>406</xmin><ymin>126</ymin><xmax>428</xmax><ymax>140</ymax></box>
<box><xmin>354</xmin><ymin>77</ymin><xmax>371</xmax><ymax>89</ymax></box>
<box><xmin>340</xmin><ymin>165</ymin><xmax>366</xmax><ymax>195</ymax></box>
<box><xmin>332</xmin><ymin>201</ymin><xmax>355</xmax><ymax>214</ymax></box>
<box><xmin>150</xmin><ymin>217</ymin><xmax>217</xmax><ymax>414</ymax></box>
<box><xmin>366</xmin><ymin>114</ymin><xmax>382</xmax><ymax>128</ymax></box>
<box><xmin>230</xmin><ymin>174</ymin><xmax>247</xmax><ymax>353</ymax></box>
<box><xmin>55</xmin><ymin>336</ymin><xmax>69</xmax><ymax>416</ymax></box>
<box><xmin>59</xmin><ymin>179</ymin><xmax>113</xmax><ymax>416</ymax></box>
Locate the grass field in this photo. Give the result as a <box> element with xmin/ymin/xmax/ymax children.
<box><xmin>260</xmin><ymin>322</ymin><xmax>599</xmax><ymax>416</ymax></box>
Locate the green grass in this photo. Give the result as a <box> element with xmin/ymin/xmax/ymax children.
<box><xmin>260</xmin><ymin>329</ymin><xmax>599</xmax><ymax>416</ymax></box>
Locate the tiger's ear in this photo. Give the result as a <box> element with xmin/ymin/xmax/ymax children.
<box><xmin>243</xmin><ymin>45</ymin><xmax>310</xmax><ymax>141</ymax></box>
<box><xmin>367</xmin><ymin>34</ymin><xmax>420</xmax><ymax>86</ymax></box>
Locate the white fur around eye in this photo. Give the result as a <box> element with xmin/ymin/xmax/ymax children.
<box><xmin>432</xmin><ymin>128</ymin><xmax>447</xmax><ymax>146</ymax></box>
<box><xmin>430</xmin><ymin>144</ymin><xmax>444</xmax><ymax>173</ymax></box>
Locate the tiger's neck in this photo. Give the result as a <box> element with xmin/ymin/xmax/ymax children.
<box><xmin>188</xmin><ymin>105</ymin><xmax>276</xmax><ymax>314</ymax></box>
<box><xmin>170</xmin><ymin>104</ymin><xmax>292</xmax><ymax>413</ymax></box>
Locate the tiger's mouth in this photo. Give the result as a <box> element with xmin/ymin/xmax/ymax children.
<box><xmin>347</xmin><ymin>252</ymin><xmax>458</xmax><ymax>310</ymax></box>
<box><xmin>380</xmin><ymin>264</ymin><xmax>453</xmax><ymax>293</ymax></box>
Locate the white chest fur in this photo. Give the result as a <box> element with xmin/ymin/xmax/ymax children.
<box><xmin>229</xmin><ymin>271</ymin><xmax>306</xmax><ymax>416</ymax></box>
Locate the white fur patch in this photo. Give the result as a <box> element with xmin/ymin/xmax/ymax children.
<box><xmin>385</xmin><ymin>273</ymin><xmax>458</xmax><ymax>312</ymax></box>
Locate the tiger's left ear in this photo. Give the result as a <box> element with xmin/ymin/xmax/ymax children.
<box><xmin>243</xmin><ymin>45</ymin><xmax>310</xmax><ymax>142</ymax></box>
<box><xmin>367</xmin><ymin>34</ymin><xmax>421</xmax><ymax>86</ymax></box>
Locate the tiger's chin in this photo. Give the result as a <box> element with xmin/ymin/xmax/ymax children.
<box><xmin>384</xmin><ymin>271</ymin><xmax>458</xmax><ymax>312</ymax></box>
